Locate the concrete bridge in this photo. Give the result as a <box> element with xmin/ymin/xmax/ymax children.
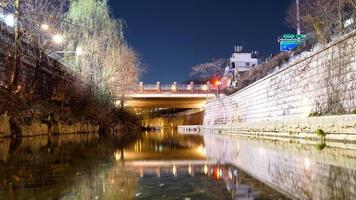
<box><xmin>122</xmin><ymin>82</ymin><xmax>218</xmax><ymax>109</ymax></box>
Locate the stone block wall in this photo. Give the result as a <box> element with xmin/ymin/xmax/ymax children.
<box><xmin>204</xmin><ymin>30</ymin><xmax>356</xmax><ymax>126</ymax></box>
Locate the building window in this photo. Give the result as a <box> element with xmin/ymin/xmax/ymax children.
<box><xmin>231</xmin><ymin>62</ymin><xmax>236</xmax><ymax>69</ymax></box>
<box><xmin>246</xmin><ymin>62</ymin><xmax>250</xmax><ymax>66</ymax></box>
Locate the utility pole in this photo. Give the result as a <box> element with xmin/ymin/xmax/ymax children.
<box><xmin>296</xmin><ymin>0</ymin><xmax>301</xmax><ymax>35</ymax></box>
<box><xmin>10</xmin><ymin>0</ymin><xmax>21</xmax><ymax>91</ymax></box>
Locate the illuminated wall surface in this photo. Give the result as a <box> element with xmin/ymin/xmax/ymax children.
<box><xmin>204</xmin><ymin>30</ymin><xmax>356</xmax><ymax>125</ymax></box>
<box><xmin>203</xmin><ymin>133</ymin><xmax>356</xmax><ymax>199</ymax></box>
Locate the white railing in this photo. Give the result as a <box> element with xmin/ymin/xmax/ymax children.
<box><xmin>138</xmin><ymin>82</ymin><xmax>216</xmax><ymax>92</ymax></box>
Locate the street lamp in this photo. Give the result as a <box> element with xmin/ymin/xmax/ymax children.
<box><xmin>40</xmin><ymin>23</ymin><xmax>49</xmax><ymax>31</ymax></box>
<box><xmin>75</xmin><ymin>46</ymin><xmax>83</xmax><ymax>56</ymax></box>
<box><xmin>296</xmin><ymin>0</ymin><xmax>301</xmax><ymax>35</ymax></box>
<box><xmin>52</xmin><ymin>34</ymin><xmax>63</xmax><ymax>44</ymax></box>
<box><xmin>214</xmin><ymin>80</ymin><xmax>221</xmax><ymax>98</ymax></box>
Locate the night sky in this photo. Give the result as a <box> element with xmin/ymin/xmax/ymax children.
<box><xmin>110</xmin><ymin>0</ymin><xmax>294</xmax><ymax>83</ymax></box>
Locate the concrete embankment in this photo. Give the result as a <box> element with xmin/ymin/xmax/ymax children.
<box><xmin>181</xmin><ymin>115</ymin><xmax>356</xmax><ymax>142</ymax></box>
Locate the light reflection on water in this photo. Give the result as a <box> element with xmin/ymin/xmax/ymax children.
<box><xmin>7</xmin><ymin>129</ymin><xmax>355</xmax><ymax>199</ymax></box>
<box><xmin>203</xmin><ymin>132</ymin><xmax>356</xmax><ymax>200</ymax></box>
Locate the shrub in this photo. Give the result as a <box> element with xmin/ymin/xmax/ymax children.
<box><xmin>315</xmin><ymin>129</ymin><xmax>326</xmax><ymax>137</ymax></box>
<box><xmin>308</xmin><ymin>112</ymin><xmax>321</xmax><ymax>117</ymax></box>
<box><xmin>316</xmin><ymin>143</ymin><xmax>327</xmax><ymax>150</ymax></box>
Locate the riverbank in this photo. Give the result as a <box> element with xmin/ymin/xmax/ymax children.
<box><xmin>0</xmin><ymin>87</ymin><xmax>141</xmax><ymax>138</ymax></box>
<box><xmin>0</xmin><ymin>132</ymin><xmax>140</xmax><ymax>199</ymax></box>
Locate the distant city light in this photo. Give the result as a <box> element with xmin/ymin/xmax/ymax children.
<box><xmin>41</xmin><ymin>24</ymin><xmax>49</xmax><ymax>31</ymax></box>
<box><xmin>5</xmin><ymin>14</ymin><xmax>15</xmax><ymax>27</ymax></box>
<box><xmin>76</xmin><ymin>46</ymin><xmax>83</xmax><ymax>56</ymax></box>
<box><xmin>52</xmin><ymin>34</ymin><xmax>64</xmax><ymax>44</ymax></box>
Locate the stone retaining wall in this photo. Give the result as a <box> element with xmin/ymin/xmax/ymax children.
<box><xmin>203</xmin><ymin>30</ymin><xmax>356</xmax><ymax>136</ymax></box>
<box><xmin>0</xmin><ymin>111</ymin><xmax>100</xmax><ymax>137</ymax></box>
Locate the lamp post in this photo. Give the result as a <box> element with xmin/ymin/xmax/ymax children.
<box><xmin>215</xmin><ymin>80</ymin><xmax>221</xmax><ymax>98</ymax></box>
<box><xmin>9</xmin><ymin>0</ymin><xmax>21</xmax><ymax>90</ymax></box>
<box><xmin>296</xmin><ymin>0</ymin><xmax>301</xmax><ymax>35</ymax></box>
<box><xmin>52</xmin><ymin>34</ymin><xmax>64</xmax><ymax>45</ymax></box>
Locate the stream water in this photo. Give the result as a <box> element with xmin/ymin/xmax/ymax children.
<box><xmin>0</xmin><ymin>129</ymin><xmax>355</xmax><ymax>199</ymax></box>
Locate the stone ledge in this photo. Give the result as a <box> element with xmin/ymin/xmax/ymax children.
<box><xmin>200</xmin><ymin>115</ymin><xmax>356</xmax><ymax>143</ymax></box>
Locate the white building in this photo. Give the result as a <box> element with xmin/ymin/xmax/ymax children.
<box><xmin>224</xmin><ymin>46</ymin><xmax>262</xmax><ymax>88</ymax></box>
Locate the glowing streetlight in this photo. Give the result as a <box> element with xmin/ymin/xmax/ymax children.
<box><xmin>5</xmin><ymin>14</ymin><xmax>15</xmax><ymax>27</ymax></box>
<box><xmin>41</xmin><ymin>23</ymin><xmax>49</xmax><ymax>31</ymax></box>
<box><xmin>214</xmin><ymin>80</ymin><xmax>221</xmax><ymax>98</ymax></box>
<box><xmin>52</xmin><ymin>34</ymin><xmax>64</xmax><ymax>44</ymax></box>
<box><xmin>75</xmin><ymin>46</ymin><xmax>83</xmax><ymax>56</ymax></box>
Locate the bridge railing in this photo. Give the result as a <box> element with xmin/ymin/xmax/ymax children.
<box><xmin>137</xmin><ymin>82</ymin><xmax>218</xmax><ymax>93</ymax></box>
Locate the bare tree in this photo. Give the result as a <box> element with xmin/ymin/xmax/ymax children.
<box><xmin>189</xmin><ymin>58</ymin><xmax>227</xmax><ymax>83</ymax></box>
<box><xmin>22</xmin><ymin>0</ymin><xmax>67</xmax><ymax>102</ymax></box>
<box><xmin>1</xmin><ymin>0</ymin><xmax>67</xmax><ymax>96</ymax></box>
<box><xmin>106</xmin><ymin>46</ymin><xmax>141</xmax><ymax>109</ymax></box>
<box><xmin>286</xmin><ymin>0</ymin><xmax>356</xmax><ymax>43</ymax></box>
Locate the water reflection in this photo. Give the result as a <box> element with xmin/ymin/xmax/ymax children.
<box><xmin>0</xmin><ymin>133</ymin><xmax>138</xmax><ymax>200</ymax></box>
<box><xmin>203</xmin><ymin>132</ymin><xmax>356</xmax><ymax>200</ymax></box>
<box><xmin>125</xmin><ymin>130</ymin><xmax>287</xmax><ymax>199</ymax></box>
<box><xmin>0</xmin><ymin>130</ymin><xmax>294</xmax><ymax>199</ymax></box>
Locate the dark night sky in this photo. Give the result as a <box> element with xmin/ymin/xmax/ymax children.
<box><xmin>109</xmin><ymin>0</ymin><xmax>294</xmax><ymax>83</ymax></box>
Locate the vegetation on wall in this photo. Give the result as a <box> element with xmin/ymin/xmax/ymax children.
<box><xmin>0</xmin><ymin>0</ymin><xmax>143</xmax><ymax>132</ymax></box>
<box><xmin>286</xmin><ymin>0</ymin><xmax>356</xmax><ymax>44</ymax></box>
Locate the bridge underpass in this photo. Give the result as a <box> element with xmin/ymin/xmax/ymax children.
<box><xmin>124</xmin><ymin>96</ymin><xmax>210</xmax><ymax>109</ymax></box>
<box><xmin>116</xmin><ymin>83</ymin><xmax>218</xmax><ymax>128</ymax></box>
<box><xmin>122</xmin><ymin>82</ymin><xmax>217</xmax><ymax>109</ymax></box>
